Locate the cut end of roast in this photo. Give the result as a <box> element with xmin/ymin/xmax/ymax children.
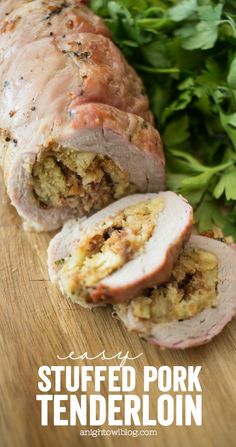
<box><xmin>8</xmin><ymin>104</ymin><xmax>165</xmax><ymax>232</ymax></box>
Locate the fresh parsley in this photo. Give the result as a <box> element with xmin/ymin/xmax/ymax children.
<box><xmin>91</xmin><ymin>0</ymin><xmax>236</xmax><ymax>238</ymax></box>
<box><xmin>55</xmin><ymin>258</ymin><xmax>65</xmax><ymax>266</ymax></box>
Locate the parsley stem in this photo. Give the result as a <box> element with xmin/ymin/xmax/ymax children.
<box><xmin>134</xmin><ymin>64</ymin><xmax>180</xmax><ymax>74</ymax></box>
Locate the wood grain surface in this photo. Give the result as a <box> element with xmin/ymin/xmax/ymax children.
<box><xmin>0</xmin><ymin>172</ymin><xmax>236</xmax><ymax>447</ymax></box>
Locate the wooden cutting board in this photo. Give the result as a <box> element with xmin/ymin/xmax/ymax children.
<box><xmin>0</xmin><ymin>172</ymin><xmax>236</xmax><ymax>447</ymax></box>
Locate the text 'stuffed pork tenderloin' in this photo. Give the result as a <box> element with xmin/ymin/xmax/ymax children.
<box><xmin>115</xmin><ymin>236</ymin><xmax>236</xmax><ymax>349</ymax></box>
<box><xmin>0</xmin><ymin>0</ymin><xmax>164</xmax><ymax>231</ymax></box>
<box><xmin>47</xmin><ymin>192</ymin><xmax>193</xmax><ymax>307</ymax></box>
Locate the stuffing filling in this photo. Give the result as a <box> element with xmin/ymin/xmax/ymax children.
<box><xmin>32</xmin><ymin>149</ymin><xmax>137</xmax><ymax>212</ymax></box>
<box><xmin>58</xmin><ymin>197</ymin><xmax>164</xmax><ymax>302</ymax></box>
<box><xmin>128</xmin><ymin>248</ymin><xmax>218</xmax><ymax>323</ymax></box>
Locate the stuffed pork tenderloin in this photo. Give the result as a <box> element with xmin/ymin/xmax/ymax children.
<box><xmin>0</xmin><ymin>0</ymin><xmax>163</xmax><ymax>231</ymax></box>
<box><xmin>48</xmin><ymin>191</ymin><xmax>193</xmax><ymax>308</ymax></box>
<box><xmin>115</xmin><ymin>235</ymin><xmax>236</xmax><ymax>348</ymax></box>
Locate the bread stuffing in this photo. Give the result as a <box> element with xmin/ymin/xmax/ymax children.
<box><xmin>32</xmin><ymin>149</ymin><xmax>136</xmax><ymax>212</ymax></box>
<box><xmin>130</xmin><ymin>248</ymin><xmax>218</xmax><ymax>324</ymax></box>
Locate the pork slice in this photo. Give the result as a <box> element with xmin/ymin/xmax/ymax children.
<box><xmin>116</xmin><ymin>236</ymin><xmax>236</xmax><ymax>349</ymax></box>
<box><xmin>48</xmin><ymin>192</ymin><xmax>193</xmax><ymax>305</ymax></box>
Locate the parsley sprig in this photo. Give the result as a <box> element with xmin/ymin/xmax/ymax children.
<box><xmin>91</xmin><ymin>0</ymin><xmax>236</xmax><ymax>239</ymax></box>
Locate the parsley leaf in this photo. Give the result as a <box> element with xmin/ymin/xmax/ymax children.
<box><xmin>214</xmin><ymin>166</ymin><xmax>236</xmax><ymax>200</ymax></box>
<box><xmin>195</xmin><ymin>195</ymin><xmax>225</xmax><ymax>232</ymax></box>
<box><xmin>55</xmin><ymin>258</ymin><xmax>65</xmax><ymax>266</ymax></box>
<box><xmin>169</xmin><ymin>0</ymin><xmax>197</xmax><ymax>22</ymax></box>
<box><xmin>91</xmin><ymin>0</ymin><xmax>236</xmax><ymax>239</ymax></box>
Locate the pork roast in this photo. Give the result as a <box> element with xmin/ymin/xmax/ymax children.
<box><xmin>0</xmin><ymin>0</ymin><xmax>164</xmax><ymax>231</ymax></box>
<box><xmin>47</xmin><ymin>192</ymin><xmax>193</xmax><ymax>307</ymax></box>
<box><xmin>115</xmin><ymin>235</ymin><xmax>236</xmax><ymax>349</ymax></box>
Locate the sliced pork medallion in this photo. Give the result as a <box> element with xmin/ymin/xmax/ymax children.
<box><xmin>48</xmin><ymin>192</ymin><xmax>193</xmax><ymax>307</ymax></box>
<box><xmin>0</xmin><ymin>1</ymin><xmax>161</xmax><ymax>231</ymax></box>
<box><xmin>115</xmin><ymin>236</ymin><xmax>236</xmax><ymax>349</ymax></box>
